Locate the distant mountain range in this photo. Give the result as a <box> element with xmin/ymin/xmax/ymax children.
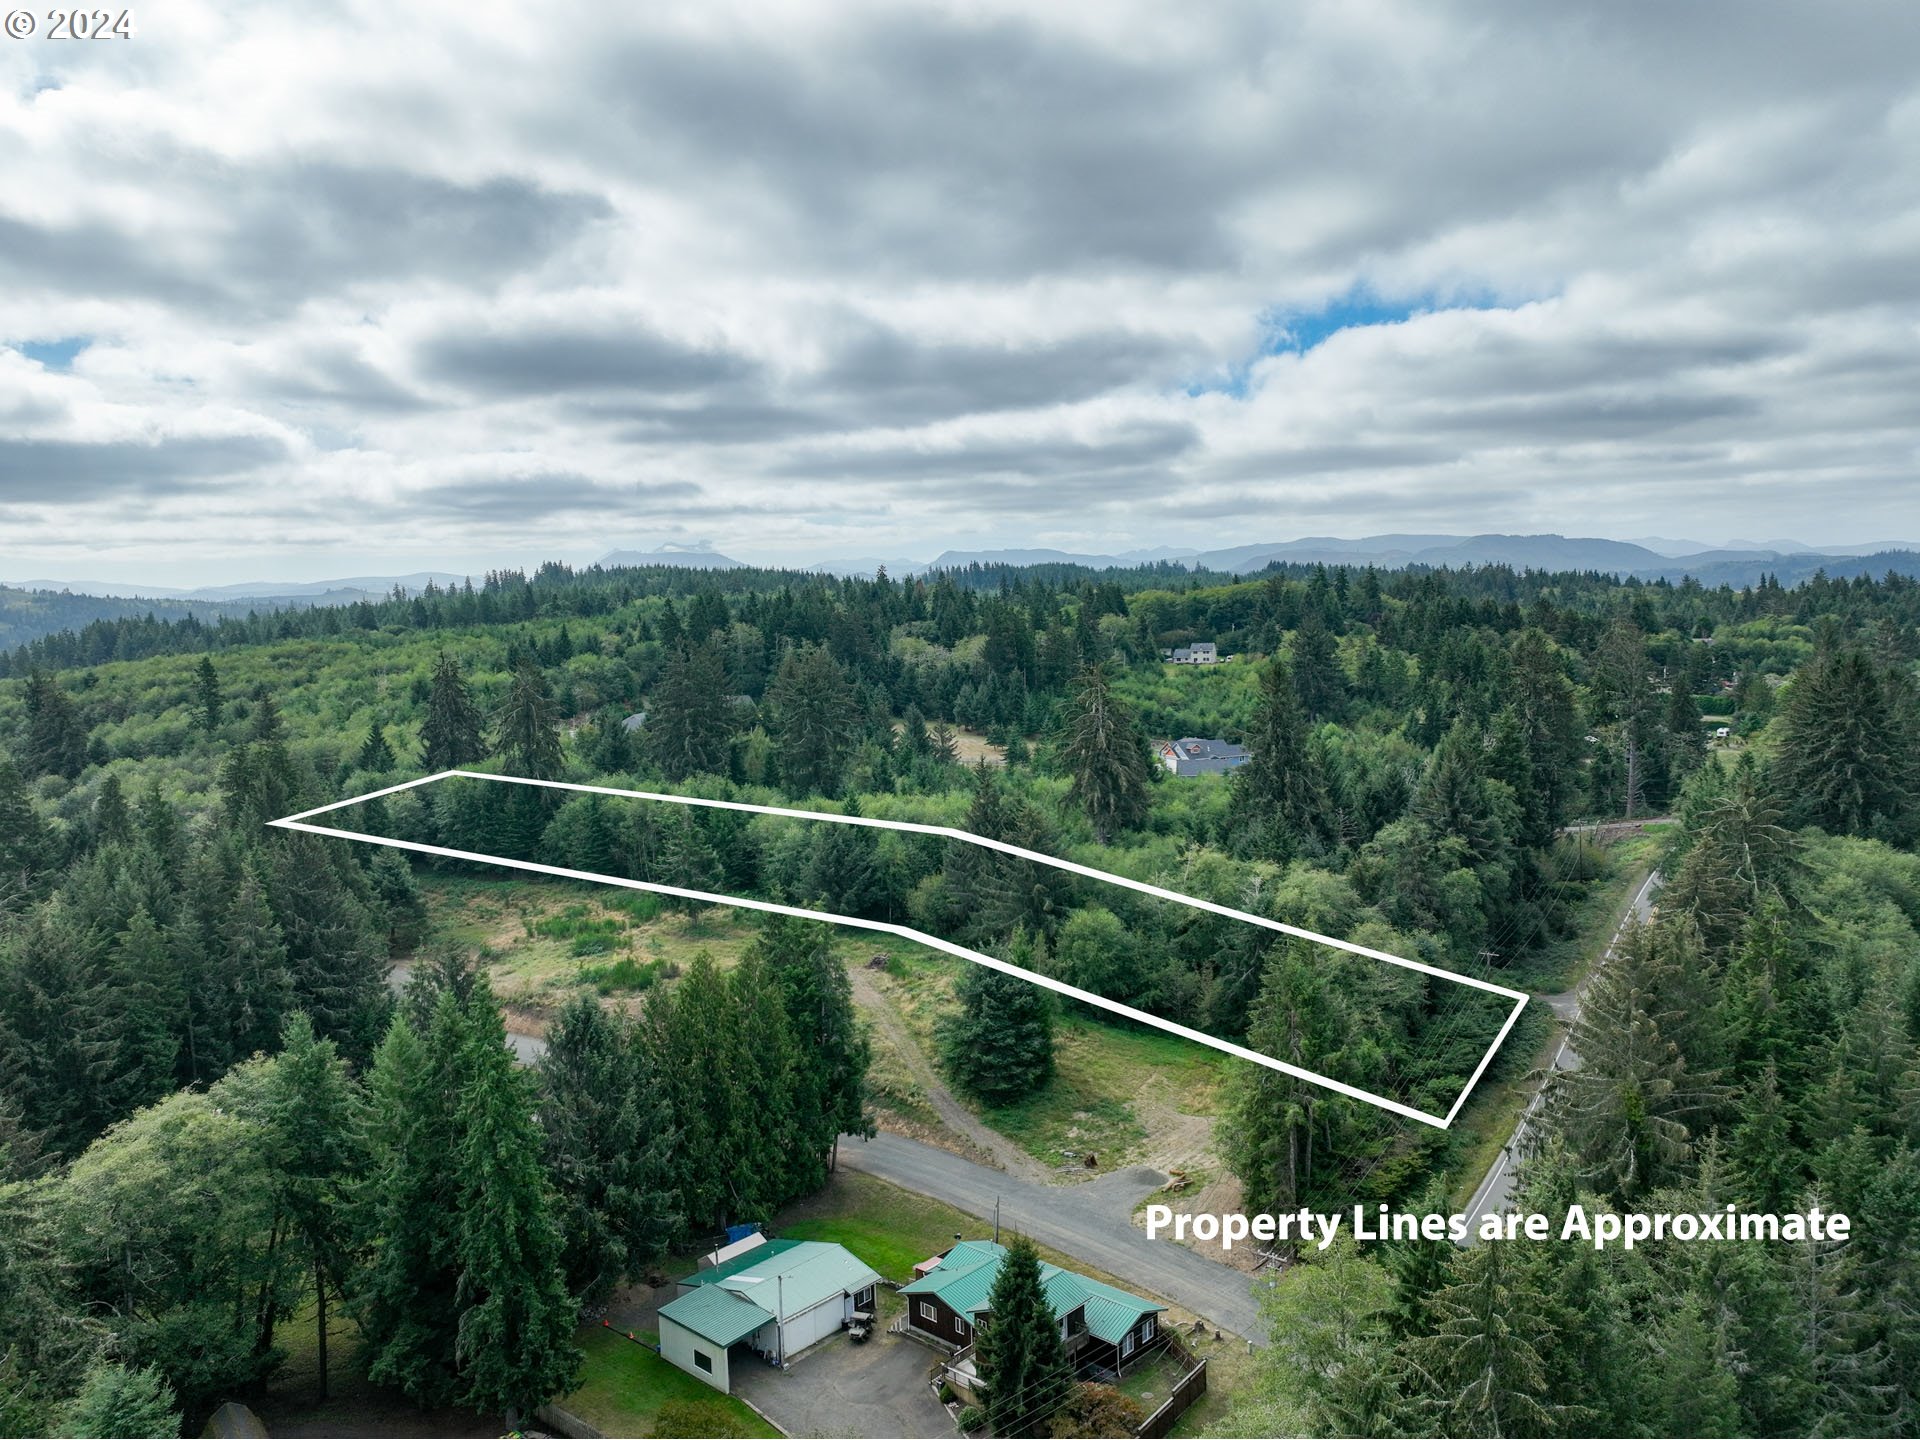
<box><xmin>7</xmin><ymin>572</ymin><xmax>467</xmax><ymax>602</ymax></box>
<box><xmin>8</xmin><ymin>534</ymin><xmax>1917</xmax><ymax>655</ymax></box>
<box><xmin>907</xmin><ymin>534</ymin><xmax>1920</xmax><ymax>585</ymax></box>
<box><xmin>594</xmin><ymin>545</ymin><xmax>745</xmax><ymax>570</ymax></box>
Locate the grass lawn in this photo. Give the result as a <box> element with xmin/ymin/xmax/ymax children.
<box><xmin>563</xmin><ymin>1326</ymin><xmax>779</xmax><ymax>1439</ymax></box>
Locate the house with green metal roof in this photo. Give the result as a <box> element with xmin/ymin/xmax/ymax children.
<box><xmin>657</xmin><ymin>1236</ymin><xmax>881</xmax><ymax>1393</ymax></box>
<box><xmin>898</xmin><ymin>1240</ymin><xmax>1167</xmax><ymax>1373</ymax></box>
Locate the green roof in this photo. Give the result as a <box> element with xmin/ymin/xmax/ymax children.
<box><xmin>899</xmin><ymin>1241</ymin><xmax>1164</xmax><ymax>1345</ymax></box>
<box><xmin>713</xmin><ymin>1241</ymin><xmax>882</xmax><ymax>1320</ymax></box>
<box><xmin>674</xmin><ymin>1240</ymin><xmax>883</xmax><ymax>1332</ymax></box>
<box><xmin>679</xmin><ymin>1237</ymin><xmax>804</xmax><ymax>1288</ymax></box>
<box><xmin>658</xmin><ymin>1285</ymin><xmax>775</xmax><ymax>1347</ymax></box>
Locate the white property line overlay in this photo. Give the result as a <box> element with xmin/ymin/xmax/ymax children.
<box><xmin>272</xmin><ymin>769</ymin><xmax>1528</xmax><ymax>1129</ymax></box>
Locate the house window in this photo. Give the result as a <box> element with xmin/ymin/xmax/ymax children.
<box><xmin>1121</xmin><ymin>1332</ymin><xmax>1135</xmax><ymax>1358</ymax></box>
<box><xmin>919</xmin><ymin>1301</ymin><xmax>937</xmax><ymax>1323</ymax></box>
<box><xmin>693</xmin><ymin>1350</ymin><xmax>713</xmax><ymax>1374</ymax></box>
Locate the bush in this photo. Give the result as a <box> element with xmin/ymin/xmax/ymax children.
<box><xmin>957</xmin><ymin>1403</ymin><xmax>986</xmax><ymax>1431</ymax></box>
<box><xmin>576</xmin><ymin>956</ymin><xmax>663</xmax><ymax>994</ymax></box>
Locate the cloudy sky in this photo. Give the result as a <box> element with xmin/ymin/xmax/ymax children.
<box><xmin>2</xmin><ymin>0</ymin><xmax>1917</xmax><ymax>584</ymax></box>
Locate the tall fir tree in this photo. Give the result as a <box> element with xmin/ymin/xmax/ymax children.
<box><xmin>939</xmin><ymin>935</ymin><xmax>1054</xmax><ymax>1104</ymax></box>
<box><xmin>1057</xmin><ymin>664</ymin><xmax>1151</xmax><ymax>843</ymax></box>
<box><xmin>645</xmin><ymin>646</ymin><xmax>735</xmax><ymax>781</ymax></box>
<box><xmin>766</xmin><ymin>644</ymin><xmax>859</xmax><ymax>797</ymax></box>
<box><xmin>492</xmin><ymin>658</ymin><xmax>563</xmax><ymax>780</ymax></box>
<box><xmin>263</xmin><ymin>1013</ymin><xmax>367</xmax><ymax>1403</ymax></box>
<box><xmin>421</xmin><ymin>651</ymin><xmax>486</xmax><ymax>771</ymax></box>
<box><xmin>22</xmin><ymin>672</ymin><xmax>87</xmax><ymax>780</ymax></box>
<box><xmin>536</xmin><ymin>993</ymin><xmax>680</xmax><ymax>1307</ymax></box>
<box><xmin>975</xmin><ymin>1235</ymin><xmax>1074</xmax><ymax>1436</ymax></box>
<box><xmin>1773</xmin><ymin>646</ymin><xmax>1919</xmax><ymax>841</ymax></box>
<box><xmin>194</xmin><ymin>656</ymin><xmax>223</xmax><ymax>734</ymax></box>
<box><xmin>1228</xmin><ymin>657</ymin><xmax>1326</xmax><ymax>862</ymax></box>
<box><xmin>450</xmin><ymin>992</ymin><xmax>580</xmax><ymax>1424</ymax></box>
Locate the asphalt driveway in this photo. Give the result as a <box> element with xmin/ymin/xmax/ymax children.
<box><xmin>731</xmin><ymin>1330</ymin><xmax>953</xmax><ymax>1439</ymax></box>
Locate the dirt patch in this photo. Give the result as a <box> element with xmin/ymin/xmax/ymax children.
<box><xmin>1130</xmin><ymin>1169</ymin><xmax>1268</xmax><ymax>1273</ymax></box>
<box><xmin>1131</xmin><ymin>1074</ymin><xmax>1217</xmax><ymax>1175</ymax></box>
<box><xmin>951</xmin><ymin>728</ymin><xmax>1007</xmax><ymax>766</ymax></box>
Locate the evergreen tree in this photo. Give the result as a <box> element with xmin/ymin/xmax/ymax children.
<box><xmin>656</xmin><ymin>810</ymin><xmax>722</xmax><ymax>915</ymax></box>
<box><xmin>804</xmin><ymin>814</ymin><xmax>883</xmax><ymax>915</ymax></box>
<box><xmin>213</xmin><ymin>867</ymin><xmax>296</xmax><ymax>1068</ymax></box>
<box><xmin>92</xmin><ymin>772</ymin><xmax>133</xmax><ymax>848</ymax></box>
<box><xmin>645</xmin><ymin>646</ymin><xmax>734</xmax><ymax>781</ymax></box>
<box><xmin>1222</xmin><ymin>941</ymin><xmax>1355</xmax><ymax>1211</ymax></box>
<box><xmin>95</xmin><ymin>907</ymin><xmax>182</xmax><ymax>1119</ymax></box>
<box><xmin>264</xmin><ymin>1013</ymin><xmax>366</xmax><ymax>1402</ymax></box>
<box><xmin>450</xmin><ymin>992</ymin><xmax>580</xmax><ymax>1424</ymax></box>
<box><xmin>586</xmin><ymin>708</ymin><xmax>632</xmax><ymax>774</ymax></box>
<box><xmin>1288</xmin><ymin>612</ymin><xmax>1348</xmax><ymax>722</ymax></box>
<box><xmin>193</xmin><ymin>656</ymin><xmax>223</xmax><ymax>735</ymax></box>
<box><xmin>22</xmin><ymin>672</ymin><xmax>87</xmax><ymax>780</ymax></box>
<box><xmin>939</xmin><ymin>940</ymin><xmax>1054</xmax><ymax>1104</ymax></box>
<box><xmin>642</xmin><ymin>954</ymin><xmax>750</xmax><ymax>1230</ymax></box>
<box><xmin>1057</xmin><ymin>664</ymin><xmax>1151</xmax><ymax>843</ymax></box>
<box><xmin>766</xmin><ymin>644</ymin><xmax>859</xmax><ymax>797</ymax></box>
<box><xmin>728</xmin><ymin>950</ymin><xmax>804</xmax><ymax>1217</ymax></box>
<box><xmin>355</xmin><ymin>720</ymin><xmax>397</xmax><ymax>774</ymax></box>
<box><xmin>1405</xmin><ymin>1239</ymin><xmax>1563</xmax><ymax>1437</ymax></box>
<box><xmin>0</xmin><ymin>755</ymin><xmax>52</xmax><ymax>913</ymax></box>
<box><xmin>421</xmin><ymin>651</ymin><xmax>486</xmax><ymax>771</ymax></box>
<box><xmin>751</xmin><ymin>914</ymin><xmax>873</xmax><ymax>1183</ymax></box>
<box><xmin>492</xmin><ymin>658</ymin><xmax>563</xmax><ymax>780</ymax></box>
<box><xmin>1537</xmin><ymin>922</ymin><xmax>1726</xmax><ymax>1199</ymax></box>
<box><xmin>354</xmin><ymin>1001</ymin><xmax>468</xmax><ymax>1406</ymax></box>
<box><xmin>536</xmin><ymin>993</ymin><xmax>680</xmax><ymax>1307</ymax></box>
<box><xmin>976</xmin><ymin>1235</ymin><xmax>1074</xmax><ymax>1437</ymax></box>
<box><xmin>54</xmin><ymin>1362</ymin><xmax>182</xmax><ymax>1440</ymax></box>
<box><xmin>1773</xmin><ymin>647</ymin><xmax>1919</xmax><ymax>840</ymax></box>
<box><xmin>1228</xmin><ymin>657</ymin><xmax>1326</xmax><ymax>862</ymax></box>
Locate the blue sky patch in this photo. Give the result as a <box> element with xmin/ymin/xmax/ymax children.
<box><xmin>17</xmin><ymin>337</ymin><xmax>90</xmax><ymax>371</ymax></box>
<box><xmin>1188</xmin><ymin>289</ymin><xmax>1511</xmax><ymax>397</ymax></box>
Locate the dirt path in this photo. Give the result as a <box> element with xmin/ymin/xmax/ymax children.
<box><xmin>849</xmin><ymin>965</ymin><xmax>1050</xmax><ymax>1184</ymax></box>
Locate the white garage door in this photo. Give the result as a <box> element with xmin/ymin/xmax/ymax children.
<box><xmin>782</xmin><ymin>1294</ymin><xmax>845</xmax><ymax>1355</ymax></box>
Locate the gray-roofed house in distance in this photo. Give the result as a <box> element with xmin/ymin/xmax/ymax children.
<box><xmin>1158</xmin><ymin>737</ymin><xmax>1250</xmax><ymax>777</ymax></box>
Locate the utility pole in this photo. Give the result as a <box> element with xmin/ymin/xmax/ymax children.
<box><xmin>994</xmin><ymin>1196</ymin><xmax>1000</xmax><ymax>1245</ymax></box>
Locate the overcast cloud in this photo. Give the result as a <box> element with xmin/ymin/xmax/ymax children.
<box><xmin>1</xmin><ymin>0</ymin><xmax>1916</xmax><ymax>582</ymax></box>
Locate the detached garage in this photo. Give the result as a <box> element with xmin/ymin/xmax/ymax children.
<box><xmin>658</xmin><ymin>1239</ymin><xmax>882</xmax><ymax>1393</ymax></box>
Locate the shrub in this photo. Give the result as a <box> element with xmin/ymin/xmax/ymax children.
<box><xmin>956</xmin><ymin>1404</ymin><xmax>986</xmax><ymax>1431</ymax></box>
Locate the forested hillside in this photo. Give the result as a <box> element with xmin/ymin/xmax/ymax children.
<box><xmin>2</xmin><ymin>557</ymin><xmax>1916</xmax><ymax>1436</ymax></box>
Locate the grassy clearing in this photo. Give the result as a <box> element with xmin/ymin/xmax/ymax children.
<box><xmin>564</xmin><ymin>1326</ymin><xmax>778</xmax><ymax>1439</ymax></box>
<box><xmin>419</xmin><ymin>873</ymin><xmax>761</xmax><ymax>1012</ymax></box>
<box><xmin>869</xmin><ymin>950</ymin><xmax>1229</xmax><ymax>1171</ymax></box>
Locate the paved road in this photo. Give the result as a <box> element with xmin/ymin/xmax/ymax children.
<box><xmin>1460</xmin><ymin>868</ymin><xmax>1662</xmax><ymax>1238</ymax></box>
<box><xmin>837</xmin><ymin>1131</ymin><xmax>1263</xmax><ymax>1342</ymax></box>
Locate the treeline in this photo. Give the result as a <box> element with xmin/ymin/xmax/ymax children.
<box><xmin>9</xmin><ymin>551</ymin><xmax>1920</xmax><ymax>687</ymax></box>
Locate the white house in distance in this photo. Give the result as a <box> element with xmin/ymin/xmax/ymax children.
<box><xmin>657</xmin><ymin>1237</ymin><xmax>881</xmax><ymax>1393</ymax></box>
<box><xmin>1165</xmin><ymin>641</ymin><xmax>1221</xmax><ymax>664</ymax></box>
